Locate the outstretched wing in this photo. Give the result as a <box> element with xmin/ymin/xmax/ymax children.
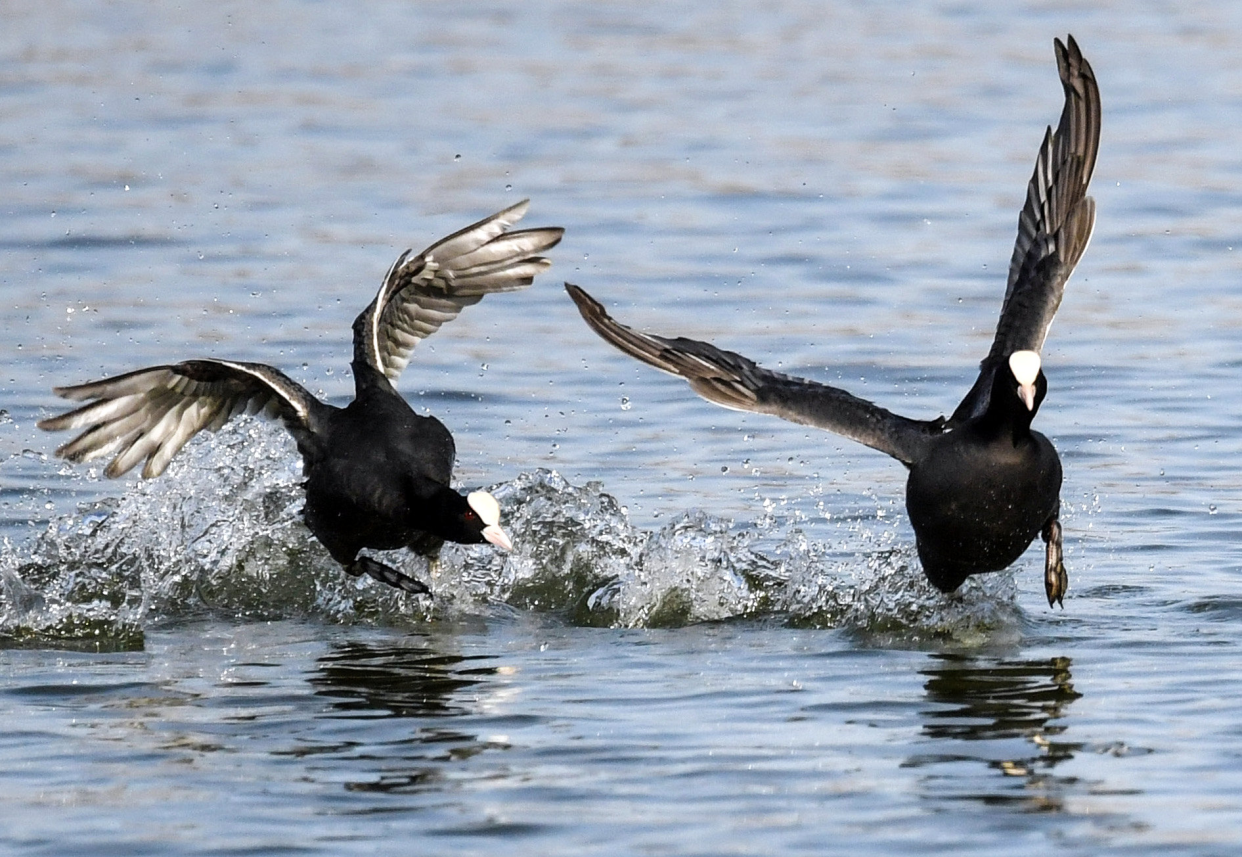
<box><xmin>354</xmin><ymin>200</ymin><xmax>564</xmax><ymax>382</ymax></box>
<box><xmin>952</xmin><ymin>35</ymin><xmax>1101</xmax><ymax>424</ymax></box>
<box><xmin>37</xmin><ymin>360</ymin><xmax>325</xmax><ymax>478</ymax></box>
<box><xmin>566</xmin><ymin>284</ymin><xmax>943</xmax><ymax>465</ymax></box>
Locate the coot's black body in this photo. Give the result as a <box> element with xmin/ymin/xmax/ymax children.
<box><xmin>566</xmin><ymin>38</ymin><xmax>1099</xmax><ymax>607</ymax></box>
<box><xmin>41</xmin><ymin>201</ymin><xmax>563</xmax><ymax>595</ymax></box>
<box><xmin>299</xmin><ymin>363</ymin><xmax>464</xmax><ymax>569</ymax></box>
<box><xmin>906</xmin><ymin>363</ymin><xmax>1062</xmax><ymax>594</ymax></box>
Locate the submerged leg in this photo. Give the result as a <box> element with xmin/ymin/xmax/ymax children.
<box><xmin>1041</xmin><ymin>514</ymin><xmax>1068</xmax><ymax>608</ymax></box>
<box><xmin>407</xmin><ymin>533</ymin><xmax>446</xmax><ymax>585</ymax></box>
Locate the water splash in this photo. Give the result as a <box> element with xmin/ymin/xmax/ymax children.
<box><xmin>1</xmin><ymin>422</ymin><xmax>1022</xmax><ymax>648</ymax></box>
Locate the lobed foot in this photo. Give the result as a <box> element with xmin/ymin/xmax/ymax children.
<box><xmin>346</xmin><ymin>556</ymin><xmax>430</xmax><ymax>595</ymax></box>
<box><xmin>1042</xmin><ymin>517</ymin><xmax>1068</xmax><ymax>608</ymax></box>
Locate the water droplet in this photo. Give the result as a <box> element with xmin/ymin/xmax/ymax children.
<box><xmin>1209</xmin><ymin>505</ymin><xmax>1218</xmax><ymax>515</ymax></box>
<box><xmin>505</xmin><ymin>184</ymin><xmax>512</xmax><ymax>191</ymax></box>
<box><xmin>720</xmin><ymin>466</ymin><xmax>729</xmax><ymax>473</ymax></box>
<box><xmin>620</xmin><ymin>396</ymin><xmax>631</xmax><ymax>411</ymax></box>
<box><xmin>454</xmin><ymin>153</ymin><xmax>461</xmax><ymax>161</ymax></box>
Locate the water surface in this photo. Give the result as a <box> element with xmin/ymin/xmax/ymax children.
<box><xmin>3</xmin><ymin>1</ymin><xmax>1242</xmax><ymax>853</ymax></box>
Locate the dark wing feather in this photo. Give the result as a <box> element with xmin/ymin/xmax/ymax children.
<box><xmin>38</xmin><ymin>360</ymin><xmax>324</xmax><ymax>478</ymax></box>
<box><xmin>353</xmin><ymin>200</ymin><xmax>563</xmax><ymax>382</ymax></box>
<box><xmin>566</xmin><ymin>284</ymin><xmax>942</xmax><ymax>465</ymax></box>
<box><xmin>952</xmin><ymin>35</ymin><xmax>1100</xmax><ymax>424</ymax></box>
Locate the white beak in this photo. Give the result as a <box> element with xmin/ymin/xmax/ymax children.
<box><xmin>482</xmin><ymin>524</ymin><xmax>513</xmax><ymax>552</ymax></box>
<box><xmin>1017</xmin><ymin>383</ymin><xmax>1036</xmax><ymax>412</ymax></box>
<box><xmin>1008</xmin><ymin>351</ymin><xmax>1041</xmax><ymax>413</ymax></box>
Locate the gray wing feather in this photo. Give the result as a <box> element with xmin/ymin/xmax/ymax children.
<box><xmin>566</xmin><ymin>284</ymin><xmax>942</xmax><ymax>465</ymax></box>
<box><xmin>38</xmin><ymin>360</ymin><xmax>322</xmax><ymax>478</ymax></box>
<box><xmin>354</xmin><ymin>200</ymin><xmax>564</xmax><ymax>382</ymax></box>
<box><xmin>952</xmin><ymin>35</ymin><xmax>1100</xmax><ymax>424</ymax></box>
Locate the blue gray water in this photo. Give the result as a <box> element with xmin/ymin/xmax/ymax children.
<box><xmin>3</xmin><ymin>1</ymin><xmax>1242</xmax><ymax>853</ymax></box>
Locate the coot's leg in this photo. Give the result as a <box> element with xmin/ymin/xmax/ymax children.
<box><xmin>1041</xmin><ymin>512</ymin><xmax>1068</xmax><ymax>608</ymax></box>
<box><xmin>314</xmin><ymin>526</ymin><xmax>431</xmax><ymax>595</ymax></box>
<box><xmin>406</xmin><ymin>533</ymin><xmax>446</xmax><ymax>584</ymax></box>
<box><xmin>347</xmin><ymin>556</ymin><xmax>431</xmax><ymax>596</ymax></box>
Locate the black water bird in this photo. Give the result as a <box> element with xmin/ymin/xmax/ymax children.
<box><xmin>566</xmin><ymin>37</ymin><xmax>1099</xmax><ymax>607</ymax></box>
<box><xmin>40</xmin><ymin>201</ymin><xmax>564</xmax><ymax>595</ymax></box>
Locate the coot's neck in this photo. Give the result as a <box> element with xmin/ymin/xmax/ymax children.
<box><xmin>976</xmin><ymin>403</ymin><xmax>1034</xmax><ymax>444</ymax></box>
<box><xmin>976</xmin><ymin>371</ymin><xmax>1041</xmax><ymax>444</ymax></box>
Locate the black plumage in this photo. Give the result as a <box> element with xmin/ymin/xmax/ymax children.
<box><xmin>41</xmin><ymin>201</ymin><xmax>563</xmax><ymax>595</ymax></box>
<box><xmin>567</xmin><ymin>37</ymin><xmax>1099</xmax><ymax>607</ymax></box>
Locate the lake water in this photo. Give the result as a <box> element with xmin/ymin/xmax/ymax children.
<box><xmin>3</xmin><ymin>1</ymin><xmax>1242</xmax><ymax>853</ymax></box>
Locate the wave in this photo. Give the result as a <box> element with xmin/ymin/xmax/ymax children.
<box><xmin>1</xmin><ymin>422</ymin><xmax>1022</xmax><ymax>649</ymax></box>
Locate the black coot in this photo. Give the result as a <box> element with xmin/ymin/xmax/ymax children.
<box><xmin>41</xmin><ymin>201</ymin><xmax>563</xmax><ymax>595</ymax></box>
<box><xmin>566</xmin><ymin>37</ymin><xmax>1099</xmax><ymax>607</ymax></box>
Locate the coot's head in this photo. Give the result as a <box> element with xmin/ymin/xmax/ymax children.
<box><xmin>1007</xmin><ymin>350</ymin><xmax>1047</xmax><ymax>415</ymax></box>
<box><xmin>441</xmin><ymin>490</ymin><xmax>513</xmax><ymax>551</ymax></box>
<box><xmin>980</xmin><ymin>350</ymin><xmax>1047</xmax><ymax>440</ymax></box>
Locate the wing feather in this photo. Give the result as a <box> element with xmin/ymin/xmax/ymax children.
<box><xmin>353</xmin><ymin>201</ymin><xmax>563</xmax><ymax>382</ymax></box>
<box><xmin>952</xmin><ymin>35</ymin><xmax>1101</xmax><ymax>423</ymax></box>
<box><xmin>39</xmin><ymin>360</ymin><xmax>325</xmax><ymax>478</ymax></box>
<box><xmin>566</xmin><ymin>284</ymin><xmax>942</xmax><ymax>465</ymax></box>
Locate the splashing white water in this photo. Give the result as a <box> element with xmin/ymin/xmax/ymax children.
<box><xmin>1</xmin><ymin>421</ymin><xmax>1022</xmax><ymax>648</ymax></box>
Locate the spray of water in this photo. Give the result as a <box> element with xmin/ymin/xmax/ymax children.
<box><xmin>1</xmin><ymin>422</ymin><xmax>1022</xmax><ymax>649</ymax></box>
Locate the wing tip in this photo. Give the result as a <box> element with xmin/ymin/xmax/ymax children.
<box><xmin>479</xmin><ymin>198</ymin><xmax>532</xmax><ymax>232</ymax></box>
<box><xmin>535</xmin><ymin>226</ymin><xmax>565</xmax><ymax>251</ymax></box>
<box><xmin>565</xmin><ymin>281</ymin><xmax>603</xmax><ymax>318</ymax></box>
<box><xmin>501</xmin><ymin>198</ymin><xmax>531</xmax><ymax>221</ymax></box>
<box><xmin>49</xmin><ymin>381</ymin><xmax>105</xmax><ymax>402</ymax></box>
<box><xmin>1054</xmin><ymin>33</ymin><xmax>1098</xmax><ymax>96</ymax></box>
<box><xmin>565</xmin><ymin>283</ymin><xmax>620</xmax><ymax>337</ymax></box>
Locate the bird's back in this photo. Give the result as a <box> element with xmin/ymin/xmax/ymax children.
<box><xmin>303</xmin><ymin>384</ymin><xmax>453</xmax><ymax>528</ymax></box>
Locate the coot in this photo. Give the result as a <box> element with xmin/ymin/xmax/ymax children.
<box><xmin>566</xmin><ymin>37</ymin><xmax>1099</xmax><ymax>607</ymax></box>
<box><xmin>41</xmin><ymin>201</ymin><xmax>563</xmax><ymax>595</ymax></box>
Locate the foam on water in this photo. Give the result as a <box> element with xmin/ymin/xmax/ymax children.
<box><xmin>0</xmin><ymin>422</ymin><xmax>1022</xmax><ymax>648</ymax></box>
